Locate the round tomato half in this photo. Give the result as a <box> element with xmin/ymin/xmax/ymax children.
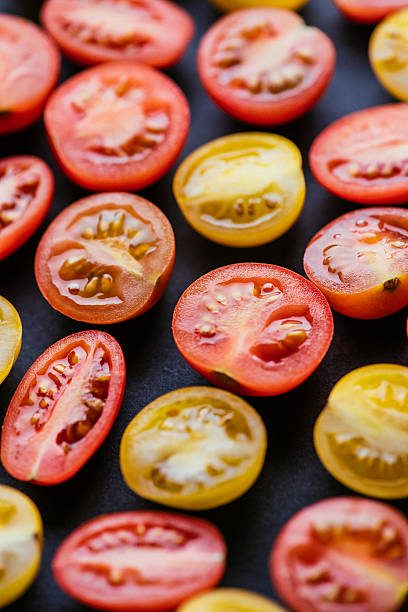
<box><xmin>1</xmin><ymin>330</ymin><xmax>126</xmax><ymax>485</ymax></box>
<box><xmin>211</xmin><ymin>0</ymin><xmax>308</xmax><ymax>11</ymax></box>
<box><xmin>0</xmin><ymin>485</ymin><xmax>43</xmax><ymax>608</ymax></box>
<box><xmin>35</xmin><ymin>192</ymin><xmax>175</xmax><ymax>324</ymax></box>
<box><xmin>315</xmin><ymin>364</ymin><xmax>408</xmax><ymax>499</ymax></box>
<box><xmin>0</xmin><ymin>295</ymin><xmax>22</xmax><ymax>385</ymax></box>
<box><xmin>270</xmin><ymin>497</ymin><xmax>408</xmax><ymax>612</ymax></box>
<box><xmin>332</xmin><ymin>0</ymin><xmax>408</xmax><ymax>23</ymax></box>
<box><xmin>177</xmin><ymin>589</ymin><xmax>288</xmax><ymax>612</ymax></box>
<box><xmin>53</xmin><ymin>511</ymin><xmax>226</xmax><ymax>611</ymax></box>
<box><xmin>310</xmin><ymin>104</ymin><xmax>408</xmax><ymax>205</ymax></box>
<box><xmin>172</xmin><ymin>263</ymin><xmax>333</xmax><ymax>397</ymax></box>
<box><xmin>0</xmin><ymin>14</ymin><xmax>60</xmax><ymax>134</ymax></box>
<box><xmin>303</xmin><ymin>207</ymin><xmax>408</xmax><ymax>319</ymax></box>
<box><xmin>41</xmin><ymin>0</ymin><xmax>194</xmax><ymax>68</ymax></box>
<box><xmin>197</xmin><ymin>8</ymin><xmax>335</xmax><ymax>125</ymax></box>
<box><xmin>0</xmin><ymin>156</ymin><xmax>54</xmax><ymax>260</ymax></box>
<box><xmin>44</xmin><ymin>61</ymin><xmax>190</xmax><ymax>191</ymax></box>
<box><xmin>120</xmin><ymin>386</ymin><xmax>267</xmax><ymax>510</ymax></box>
<box><xmin>173</xmin><ymin>132</ymin><xmax>305</xmax><ymax>248</ymax></box>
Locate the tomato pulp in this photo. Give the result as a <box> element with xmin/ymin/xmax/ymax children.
<box><xmin>0</xmin><ymin>295</ymin><xmax>22</xmax><ymax>385</ymax></box>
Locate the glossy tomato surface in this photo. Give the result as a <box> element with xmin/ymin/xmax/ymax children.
<box><xmin>120</xmin><ymin>386</ymin><xmax>267</xmax><ymax>510</ymax></box>
<box><xmin>1</xmin><ymin>331</ymin><xmax>126</xmax><ymax>485</ymax></box>
<box><xmin>0</xmin><ymin>295</ymin><xmax>22</xmax><ymax>385</ymax></box>
<box><xmin>0</xmin><ymin>13</ymin><xmax>60</xmax><ymax>134</ymax></box>
<box><xmin>310</xmin><ymin>104</ymin><xmax>408</xmax><ymax>205</ymax></box>
<box><xmin>197</xmin><ymin>8</ymin><xmax>335</xmax><ymax>125</ymax></box>
<box><xmin>41</xmin><ymin>0</ymin><xmax>194</xmax><ymax>68</ymax></box>
<box><xmin>44</xmin><ymin>61</ymin><xmax>190</xmax><ymax>191</ymax></box>
<box><xmin>271</xmin><ymin>497</ymin><xmax>408</xmax><ymax>612</ymax></box>
<box><xmin>173</xmin><ymin>132</ymin><xmax>305</xmax><ymax>247</ymax></box>
<box><xmin>0</xmin><ymin>156</ymin><xmax>54</xmax><ymax>260</ymax></box>
<box><xmin>178</xmin><ymin>589</ymin><xmax>288</xmax><ymax>612</ymax></box>
<box><xmin>53</xmin><ymin>511</ymin><xmax>226</xmax><ymax>611</ymax></box>
<box><xmin>332</xmin><ymin>0</ymin><xmax>408</xmax><ymax>23</ymax></box>
<box><xmin>35</xmin><ymin>192</ymin><xmax>175</xmax><ymax>324</ymax></box>
<box><xmin>303</xmin><ymin>207</ymin><xmax>408</xmax><ymax>319</ymax></box>
<box><xmin>173</xmin><ymin>263</ymin><xmax>333</xmax><ymax>396</ymax></box>
<box><xmin>212</xmin><ymin>0</ymin><xmax>308</xmax><ymax>10</ymax></box>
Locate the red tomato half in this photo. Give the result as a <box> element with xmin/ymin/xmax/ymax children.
<box><xmin>270</xmin><ymin>497</ymin><xmax>408</xmax><ymax>612</ymax></box>
<box><xmin>172</xmin><ymin>263</ymin><xmax>333</xmax><ymax>396</ymax></box>
<box><xmin>310</xmin><ymin>104</ymin><xmax>408</xmax><ymax>205</ymax></box>
<box><xmin>197</xmin><ymin>8</ymin><xmax>336</xmax><ymax>125</ymax></box>
<box><xmin>41</xmin><ymin>0</ymin><xmax>194</xmax><ymax>68</ymax></box>
<box><xmin>1</xmin><ymin>331</ymin><xmax>125</xmax><ymax>485</ymax></box>
<box><xmin>332</xmin><ymin>0</ymin><xmax>408</xmax><ymax>23</ymax></box>
<box><xmin>53</xmin><ymin>511</ymin><xmax>226</xmax><ymax>611</ymax></box>
<box><xmin>0</xmin><ymin>156</ymin><xmax>54</xmax><ymax>260</ymax></box>
<box><xmin>0</xmin><ymin>14</ymin><xmax>60</xmax><ymax>134</ymax></box>
<box><xmin>44</xmin><ymin>61</ymin><xmax>190</xmax><ymax>191</ymax></box>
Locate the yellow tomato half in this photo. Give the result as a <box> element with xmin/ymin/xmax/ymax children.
<box><xmin>0</xmin><ymin>296</ymin><xmax>22</xmax><ymax>385</ymax></box>
<box><xmin>173</xmin><ymin>133</ymin><xmax>305</xmax><ymax>248</ymax></box>
<box><xmin>178</xmin><ymin>589</ymin><xmax>288</xmax><ymax>612</ymax></box>
<box><xmin>120</xmin><ymin>387</ymin><xmax>267</xmax><ymax>510</ymax></box>
<box><xmin>0</xmin><ymin>485</ymin><xmax>43</xmax><ymax>608</ymax></box>
<box><xmin>211</xmin><ymin>0</ymin><xmax>309</xmax><ymax>12</ymax></box>
<box><xmin>370</xmin><ymin>9</ymin><xmax>408</xmax><ymax>102</ymax></box>
<box><xmin>314</xmin><ymin>364</ymin><xmax>408</xmax><ymax>499</ymax></box>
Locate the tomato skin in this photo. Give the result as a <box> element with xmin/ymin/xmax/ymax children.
<box><xmin>1</xmin><ymin>331</ymin><xmax>126</xmax><ymax>485</ymax></box>
<box><xmin>332</xmin><ymin>0</ymin><xmax>408</xmax><ymax>24</ymax></box>
<box><xmin>53</xmin><ymin>511</ymin><xmax>226</xmax><ymax>612</ymax></box>
<box><xmin>211</xmin><ymin>0</ymin><xmax>308</xmax><ymax>11</ymax></box>
<box><xmin>177</xmin><ymin>588</ymin><xmax>288</xmax><ymax>612</ymax></box>
<box><xmin>41</xmin><ymin>0</ymin><xmax>194</xmax><ymax>68</ymax></box>
<box><xmin>0</xmin><ymin>296</ymin><xmax>22</xmax><ymax>385</ymax></box>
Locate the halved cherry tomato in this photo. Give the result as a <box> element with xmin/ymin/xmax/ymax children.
<box><xmin>178</xmin><ymin>589</ymin><xmax>288</xmax><ymax>612</ymax></box>
<box><xmin>173</xmin><ymin>132</ymin><xmax>305</xmax><ymax>248</ymax></box>
<box><xmin>40</xmin><ymin>0</ymin><xmax>194</xmax><ymax>68</ymax></box>
<box><xmin>1</xmin><ymin>330</ymin><xmax>125</xmax><ymax>485</ymax></box>
<box><xmin>0</xmin><ymin>14</ymin><xmax>60</xmax><ymax>134</ymax></box>
<box><xmin>315</xmin><ymin>364</ymin><xmax>408</xmax><ymax>499</ymax></box>
<box><xmin>332</xmin><ymin>0</ymin><xmax>408</xmax><ymax>24</ymax></box>
<box><xmin>44</xmin><ymin>61</ymin><xmax>190</xmax><ymax>191</ymax></box>
<box><xmin>0</xmin><ymin>296</ymin><xmax>22</xmax><ymax>385</ymax></box>
<box><xmin>53</xmin><ymin>511</ymin><xmax>226</xmax><ymax>611</ymax></box>
<box><xmin>35</xmin><ymin>192</ymin><xmax>175</xmax><ymax>325</ymax></box>
<box><xmin>0</xmin><ymin>485</ymin><xmax>43</xmax><ymax>608</ymax></box>
<box><xmin>303</xmin><ymin>207</ymin><xmax>408</xmax><ymax>319</ymax></box>
<box><xmin>0</xmin><ymin>156</ymin><xmax>54</xmax><ymax>260</ymax></box>
<box><xmin>197</xmin><ymin>8</ymin><xmax>335</xmax><ymax>125</ymax></box>
<box><xmin>310</xmin><ymin>104</ymin><xmax>408</xmax><ymax>205</ymax></box>
<box><xmin>120</xmin><ymin>386</ymin><xmax>267</xmax><ymax>510</ymax></box>
<box><xmin>172</xmin><ymin>263</ymin><xmax>333</xmax><ymax>397</ymax></box>
<box><xmin>270</xmin><ymin>497</ymin><xmax>408</xmax><ymax>612</ymax></box>
<box><xmin>211</xmin><ymin>0</ymin><xmax>308</xmax><ymax>11</ymax></box>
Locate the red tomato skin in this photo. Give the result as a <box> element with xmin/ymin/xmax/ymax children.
<box><xmin>0</xmin><ymin>156</ymin><xmax>54</xmax><ymax>261</ymax></box>
<box><xmin>333</xmin><ymin>0</ymin><xmax>408</xmax><ymax>24</ymax></box>
<box><xmin>52</xmin><ymin>511</ymin><xmax>226</xmax><ymax>611</ymax></box>
<box><xmin>40</xmin><ymin>0</ymin><xmax>194</xmax><ymax>68</ymax></box>
<box><xmin>1</xmin><ymin>331</ymin><xmax>126</xmax><ymax>486</ymax></box>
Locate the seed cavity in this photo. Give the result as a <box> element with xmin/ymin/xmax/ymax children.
<box><xmin>0</xmin><ymin>162</ymin><xmax>40</xmax><ymax>231</ymax></box>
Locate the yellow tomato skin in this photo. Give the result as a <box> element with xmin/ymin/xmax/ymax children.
<box><xmin>0</xmin><ymin>296</ymin><xmax>22</xmax><ymax>385</ymax></box>
<box><xmin>120</xmin><ymin>387</ymin><xmax>267</xmax><ymax>510</ymax></box>
<box><xmin>314</xmin><ymin>364</ymin><xmax>408</xmax><ymax>499</ymax></box>
<box><xmin>211</xmin><ymin>0</ymin><xmax>308</xmax><ymax>11</ymax></box>
<box><xmin>0</xmin><ymin>485</ymin><xmax>43</xmax><ymax>608</ymax></box>
<box><xmin>370</xmin><ymin>9</ymin><xmax>408</xmax><ymax>102</ymax></box>
<box><xmin>177</xmin><ymin>589</ymin><xmax>288</xmax><ymax>612</ymax></box>
<box><xmin>173</xmin><ymin>133</ymin><xmax>305</xmax><ymax>248</ymax></box>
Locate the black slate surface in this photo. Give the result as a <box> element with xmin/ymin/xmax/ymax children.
<box><xmin>0</xmin><ymin>0</ymin><xmax>407</xmax><ymax>610</ymax></box>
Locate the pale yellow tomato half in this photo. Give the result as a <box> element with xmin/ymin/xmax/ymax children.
<box><xmin>120</xmin><ymin>387</ymin><xmax>267</xmax><ymax>510</ymax></box>
<box><xmin>211</xmin><ymin>0</ymin><xmax>309</xmax><ymax>12</ymax></box>
<box><xmin>0</xmin><ymin>296</ymin><xmax>22</xmax><ymax>385</ymax></box>
<box><xmin>173</xmin><ymin>133</ymin><xmax>305</xmax><ymax>248</ymax></box>
<box><xmin>177</xmin><ymin>589</ymin><xmax>288</xmax><ymax>612</ymax></box>
<box><xmin>314</xmin><ymin>364</ymin><xmax>408</xmax><ymax>499</ymax></box>
<box><xmin>0</xmin><ymin>485</ymin><xmax>43</xmax><ymax>608</ymax></box>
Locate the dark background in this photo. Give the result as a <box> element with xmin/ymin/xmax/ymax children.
<box><xmin>0</xmin><ymin>0</ymin><xmax>407</xmax><ymax>610</ymax></box>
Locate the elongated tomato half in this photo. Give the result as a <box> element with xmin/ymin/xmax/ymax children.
<box><xmin>172</xmin><ymin>263</ymin><xmax>333</xmax><ymax>397</ymax></box>
<box><xmin>0</xmin><ymin>156</ymin><xmax>54</xmax><ymax>260</ymax></box>
<box><xmin>197</xmin><ymin>8</ymin><xmax>335</xmax><ymax>125</ymax></box>
<box><xmin>304</xmin><ymin>207</ymin><xmax>408</xmax><ymax>319</ymax></box>
<box><xmin>270</xmin><ymin>497</ymin><xmax>408</xmax><ymax>612</ymax></box>
<box><xmin>332</xmin><ymin>0</ymin><xmax>408</xmax><ymax>24</ymax></box>
<box><xmin>177</xmin><ymin>588</ymin><xmax>288</xmax><ymax>612</ymax></box>
<box><xmin>53</xmin><ymin>511</ymin><xmax>226</xmax><ymax>611</ymax></box>
<box><xmin>0</xmin><ymin>295</ymin><xmax>22</xmax><ymax>385</ymax></box>
<box><xmin>35</xmin><ymin>192</ymin><xmax>175</xmax><ymax>324</ymax></box>
<box><xmin>310</xmin><ymin>104</ymin><xmax>408</xmax><ymax>205</ymax></box>
<box><xmin>1</xmin><ymin>331</ymin><xmax>126</xmax><ymax>485</ymax></box>
<box><xmin>44</xmin><ymin>61</ymin><xmax>190</xmax><ymax>191</ymax></box>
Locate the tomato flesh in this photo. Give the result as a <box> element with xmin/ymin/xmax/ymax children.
<box><xmin>211</xmin><ymin>0</ymin><xmax>308</xmax><ymax>11</ymax></box>
<box><xmin>333</xmin><ymin>0</ymin><xmax>408</xmax><ymax>23</ymax></box>
<box><xmin>0</xmin><ymin>296</ymin><xmax>22</xmax><ymax>385</ymax></box>
<box><xmin>271</xmin><ymin>497</ymin><xmax>408</xmax><ymax>612</ymax></box>
<box><xmin>1</xmin><ymin>331</ymin><xmax>125</xmax><ymax>485</ymax></box>
<box><xmin>53</xmin><ymin>511</ymin><xmax>226</xmax><ymax>611</ymax></box>
<box><xmin>177</xmin><ymin>588</ymin><xmax>288</xmax><ymax>612</ymax></box>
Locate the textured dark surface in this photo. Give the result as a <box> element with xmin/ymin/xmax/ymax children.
<box><xmin>0</xmin><ymin>0</ymin><xmax>407</xmax><ymax>610</ymax></box>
